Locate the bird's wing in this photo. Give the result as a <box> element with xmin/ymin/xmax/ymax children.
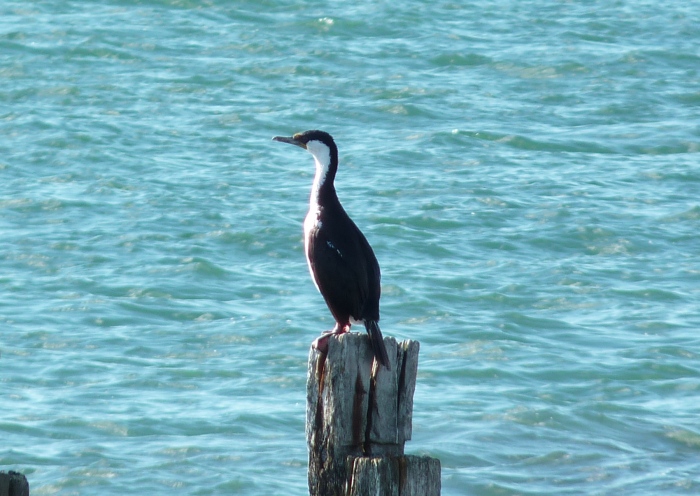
<box><xmin>355</xmin><ymin>225</ymin><xmax>381</xmax><ymax>320</ymax></box>
<box><xmin>308</xmin><ymin>219</ymin><xmax>371</xmax><ymax>323</ymax></box>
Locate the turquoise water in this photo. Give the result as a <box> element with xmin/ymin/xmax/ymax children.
<box><xmin>2</xmin><ymin>1</ymin><xmax>699</xmax><ymax>494</ymax></box>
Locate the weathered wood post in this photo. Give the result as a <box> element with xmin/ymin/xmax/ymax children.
<box><xmin>0</xmin><ymin>471</ymin><xmax>29</xmax><ymax>496</ymax></box>
<box><xmin>306</xmin><ymin>332</ymin><xmax>440</xmax><ymax>495</ymax></box>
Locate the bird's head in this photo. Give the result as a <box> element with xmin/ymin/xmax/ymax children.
<box><xmin>273</xmin><ymin>130</ymin><xmax>338</xmax><ymax>171</ymax></box>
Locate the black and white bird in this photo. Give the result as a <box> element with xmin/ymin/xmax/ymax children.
<box><xmin>273</xmin><ymin>130</ymin><xmax>390</xmax><ymax>369</ymax></box>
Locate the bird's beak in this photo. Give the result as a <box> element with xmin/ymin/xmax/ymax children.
<box><xmin>272</xmin><ymin>135</ymin><xmax>307</xmax><ymax>149</ymax></box>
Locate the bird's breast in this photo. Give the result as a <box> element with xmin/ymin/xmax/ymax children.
<box><xmin>304</xmin><ymin>208</ymin><xmax>321</xmax><ymax>242</ymax></box>
<box><xmin>303</xmin><ymin>207</ymin><xmax>322</xmax><ymax>291</ymax></box>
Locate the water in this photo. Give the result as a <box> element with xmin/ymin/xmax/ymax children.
<box><xmin>2</xmin><ymin>1</ymin><xmax>699</xmax><ymax>494</ymax></box>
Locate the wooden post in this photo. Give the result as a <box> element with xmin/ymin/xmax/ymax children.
<box><xmin>306</xmin><ymin>332</ymin><xmax>440</xmax><ymax>496</ymax></box>
<box><xmin>0</xmin><ymin>472</ymin><xmax>29</xmax><ymax>496</ymax></box>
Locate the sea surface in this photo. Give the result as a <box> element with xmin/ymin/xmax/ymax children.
<box><xmin>2</xmin><ymin>1</ymin><xmax>699</xmax><ymax>494</ymax></box>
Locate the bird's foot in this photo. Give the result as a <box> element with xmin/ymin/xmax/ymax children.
<box><xmin>311</xmin><ymin>334</ymin><xmax>331</xmax><ymax>353</ymax></box>
<box><xmin>312</xmin><ymin>324</ymin><xmax>351</xmax><ymax>353</ymax></box>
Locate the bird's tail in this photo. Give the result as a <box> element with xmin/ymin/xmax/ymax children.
<box><xmin>365</xmin><ymin>320</ymin><xmax>391</xmax><ymax>370</ymax></box>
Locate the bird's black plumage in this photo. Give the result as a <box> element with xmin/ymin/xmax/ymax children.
<box><xmin>273</xmin><ymin>130</ymin><xmax>390</xmax><ymax>369</ymax></box>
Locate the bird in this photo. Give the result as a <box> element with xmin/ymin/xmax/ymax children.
<box><xmin>272</xmin><ymin>130</ymin><xmax>390</xmax><ymax>369</ymax></box>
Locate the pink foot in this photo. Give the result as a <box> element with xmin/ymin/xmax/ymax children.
<box><xmin>312</xmin><ymin>334</ymin><xmax>331</xmax><ymax>353</ymax></box>
<box><xmin>312</xmin><ymin>323</ymin><xmax>351</xmax><ymax>353</ymax></box>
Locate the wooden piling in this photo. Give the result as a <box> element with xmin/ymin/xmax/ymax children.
<box><xmin>306</xmin><ymin>332</ymin><xmax>440</xmax><ymax>495</ymax></box>
<box><xmin>0</xmin><ymin>471</ymin><xmax>29</xmax><ymax>496</ymax></box>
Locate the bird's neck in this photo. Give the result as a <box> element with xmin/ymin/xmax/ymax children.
<box><xmin>309</xmin><ymin>156</ymin><xmax>338</xmax><ymax>208</ymax></box>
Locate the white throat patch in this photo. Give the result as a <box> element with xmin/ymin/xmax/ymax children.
<box><xmin>306</xmin><ymin>140</ymin><xmax>332</xmax><ymax>202</ymax></box>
